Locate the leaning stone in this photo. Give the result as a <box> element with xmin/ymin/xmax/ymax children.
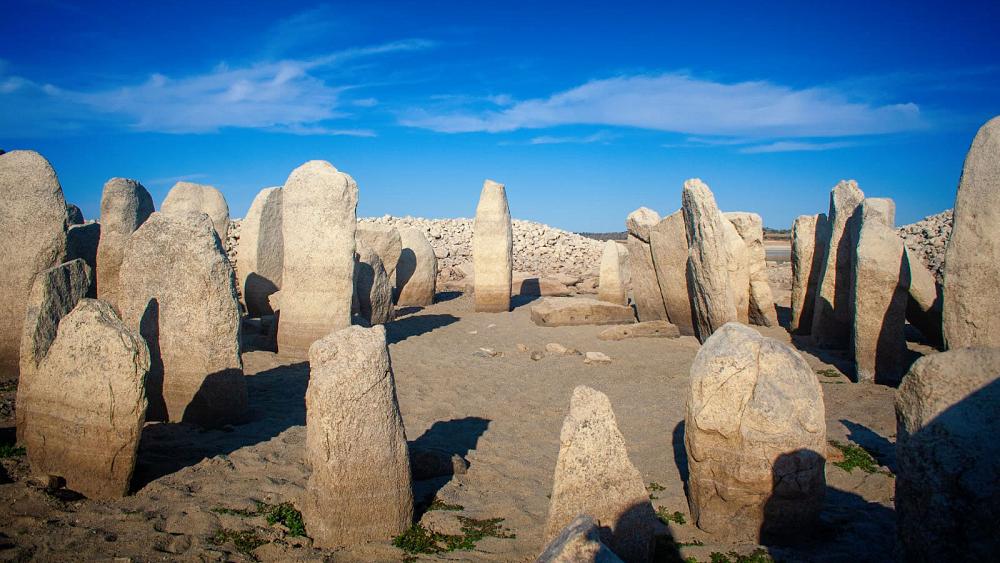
<box><xmin>649</xmin><ymin>210</ymin><xmax>695</xmax><ymax>335</ymax></box>
<box><xmin>0</xmin><ymin>150</ymin><xmax>68</xmax><ymax>377</ymax></box>
<box><xmin>943</xmin><ymin>116</ymin><xmax>1000</xmax><ymax>349</ymax></box>
<box><xmin>726</xmin><ymin>212</ymin><xmax>777</xmax><ymax>327</ymax></box>
<box><xmin>895</xmin><ymin>348</ymin><xmax>1000</xmax><ymax>562</ymax></box>
<box><xmin>722</xmin><ymin>217</ymin><xmax>751</xmax><ymax>324</ymax></box>
<box><xmin>626</xmin><ymin>208</ymin><xmax>668</xmax><ymax>321</ymax></box>
<box><xmin>237</xmin><ymin>187</ymin><xmax>283</xmax><ymax>317</ymax></box>
<box><xmin>473</xmin><ymin>179</ymin><xmax>513</xmax><ymax>312</ymax></box>
<box><xmin>16</xmin><ymin>259</ymin><xmax>91</xmax><ymax>443</ymax></box>
<box><xmin>96</xmin><ymin>178</ymin><xmax>155</xmax><ymax>312</ymax></box>
<box><xmin>357</xmin><ymin>225</ymin><xmax>402</xmax><ymax>277</ymax></box>
<box><xmin>598</xmin><ymin>320</ymin><xmax>680</xmax><ymax>341</ymax></box>
<box><xmin>301</xmin><ymin>325</ymin><xmax>413</xmax><ymax>547</ymax></box>
<box><xmin>598</xmin><ymin>240</ymin><xmax>630</xmax><ymax>306</ymax></box>
<box><xmin>686</xmin><ymin>323</ymin><xmax>826</xmax><ymax>542</ymax></box>
<box><xmin>66</xmin><ymin>223</ymin><xmax>100</xmax><ymax>297</ymax></box>
<box><xmin>395</xmin><ymin>228</ymin><xmax>437</xmax><ymax>306</ymax></box>
<box><xmin>811</xmin><ymin>180</ymin><xmax>865</xmax><ymax>348</ymax></box>
<box><xmin>852</xmin><ymin>218</ymin><xmax>909</xmax><ymax>384</ymax></box>
<box><xmin>354</xmin><ymin>241</ymin><xmax>394</xmax><ymax>325</ymax></box>
<box><xmin>530</xmin><ymin>297</ymin><xmax>636</xmax><ymax>327</ymax></box>
<box><xmin>544</xmin><ymin>386</ymin><xmax>655</xmax><ymax>562</ymax></box>
<box><xmin>118</xmin><ymin>212</ymin><xmax>246</xmax><ymax>427</ymax></box>
<box><xmin>681</xmin><ymin>179</ymin><xmax>737</xmax><ymax>343</ymax></box>
<box><xmin>790</xmin><ymin>214</ymin><xmax>827</xmax><ymax>333</ymax></box>
<box><xmin>903</xmin><ymin>246</ymin><xmax>943</xmax><ymax>346</ymax></box>
<box><xmin>277</xmin><ymin>161</ymin><xmax>358</xmax><ymax>358</ymax></box>
<box><xmin>21</xmin><ymin>299</ymin><xmax>148</xmax><ymax>499</ymax></box>
<box><xmin>537</xmin><ymin>514</ymin><xmax>624</xmax><ymax>563</ymax></box>
<box><xmin>160</xmin><ymin>181</ymin><xmax>230</xmax><ymax>241</ymax></box>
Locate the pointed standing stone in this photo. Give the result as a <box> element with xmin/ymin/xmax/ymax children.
<box><xmin>726</xmin><ymin>212</ymin><xmax>778</xmax><ymax>327</ymax></box>
<box><xmin>681</xmin><ymin>179</ymin><xmax>737</xmax><ymax>343</ymax></box>
<box><xmin>238</xmin><ymin>187</ymin><xmax>283</xmax><ymax>317</ymax></box>
<box><xmin>943</xmin><ymin>116</ymin><xmax>1000</xmax><ymax>349</ymax></box>
<box><xmin>161</xmin><ymin>181</ymin><xmax>230</xmax><ymax>241</ymax></box>
<box><xmin>118</xmin><ymin>212</ymin><xmax>246</xmax><ymax>427</ymax></box>
<box><xmin>0</xmin><ymin>150</ymin><xmax>68</xmax><ymax>377</ymax></box>
<box><xmin>625</xmin><ymin>207</ymin><xmax>668</xmax><ymax>322</ymax></box>
<box><xmin>357</xmin><ymin>225</ymin><xmax>402</xmax><ymax>278</ymax></box>
<box><xmin>395</xmin><ymin>227</ymin><xmax>437</xmax><ymax>306</ymax></box>
<box><xmin>598</xmin><ymin>240</ymin><xmax>630</xmax><ymax>306</ymax></box>
<box><xmin>650</xmin><ymin>210</ymin><xmax>695</xmax><ymax>335</ymax></box>
<box><xmin>790</xmin><ymin>214</ymin><xmax>827</xmax><ymax>333</ymax></box>
<box><xmin>302</xmin><ymin>325</ymin><xmax>413</xmax><ymax>547</ymax></box>
<box><xmin>811</xmin><ymin>180</ymin><xmax>865</xmax><ymax>348</ymax></box>
<box><xmin>96</xmin><ymin>178</ymin><xmax>155</xmax><ymax>312</ymax></box>
<box><xmin>21</xmin><ymin>299</ymin><xmax>149</xmax><ymax>499</ymax></box>
<box><xmin>278</xmin><ymin>161</ymin><xmax>358</xmax><ymax>358</ymax></box>
<box><xmin>544</xmin><ymin>385</ymin><xmax>656</xmax><ymax>562</ymax></box>
<box><xmin>473</xmin><ymin>179</ymin><xmax>513</xmax><ymax>312</ymax></box>
<box><xmin>686</xmin><ymin>323</ymin><xmax>826</xmax><ymax>541</ymax></box>
<box><xmin>355</xmin><ymin>241</ymin><xmax>395</xmax><ymax>325</ymax></box>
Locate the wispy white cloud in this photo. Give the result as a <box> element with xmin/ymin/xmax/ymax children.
<box><xmin>529</xmin><ymin>130</ymin><xmax>618</xmax><ymax>145</ymax></box>
<box><xmin>738</xmin><ymin>140</ymin><xmax>857</xmax><ymax>153</ymax></box>
<box><xmin>401</xmin><ymin>72</ymin><xmax>926</xmax><ymax>138</ymax></box>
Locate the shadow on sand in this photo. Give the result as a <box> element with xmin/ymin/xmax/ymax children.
<box><xmin>408</xmin><ymin>417</ymin><xmax>490</xmax><ymax>515</ymax></box>
<box><xmin>385</xmin><ymin>314</ymin><xmax>459</xmax><ymax>345</ymax></box>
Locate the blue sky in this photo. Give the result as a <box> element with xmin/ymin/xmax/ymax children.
<box><xmin>2</xmin><ymin>0</ymin><xmax>998</xmax><ymax>231</ymax></box>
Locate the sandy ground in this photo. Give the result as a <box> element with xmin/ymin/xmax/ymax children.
<box><xmin>0</xmin><ymin>271</ymin><xmax>915</xmax><ymax>562</ymax></box>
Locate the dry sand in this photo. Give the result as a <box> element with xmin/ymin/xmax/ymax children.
<box><xmin>0</xmin><ymin>275</ymin><xmax>913</xmax><ymax>562</ymax></box>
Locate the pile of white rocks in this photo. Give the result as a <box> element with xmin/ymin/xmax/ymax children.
<box><xmin>897</xmin><ymin>209</ymin><xmax>951</xmax><ymax>282</ymax></box>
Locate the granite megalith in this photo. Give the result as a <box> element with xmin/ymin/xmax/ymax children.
<box><xmin>237</xmin><ymin>186</ymin><xmax>283</xmax><ymax>317</ymax></box>
<box><xmin>473</xmin><ymin>179</ymin><xmax>513</xmax><ymax>312</ymax></box>
<box><xmin>597</xmin><ymin>240</ymin><xmax>629</xmax><ymax>306</ymax></box>
<box><xmin>726</xmin><ymin>212</ymin><xmax>777</xmax><ymax>326</ymax></box>
<box><xmin>790</xmin><ymin>214</ymin><xmax>827</xmax><ymax>334</ymax></box>
<box><xmin>357</xmin><ymin>224</ymin><xmax>402</xmax><ymax>278</ymax></box>
<box><xmin>811</xmin><ymin>180</ymin><xmax>865</xmax><ymax>348</ymax></box>
<box><xmin>395</xmin><ymin>227</ymin><xmax>437</xmax><ymax>307</ymax></box>
<box><xmin>681</xmin><ymin>179</ymin><xmax>737</xmax><ymax>343</ymax></box>
<box><xmin>649</xmin><ymin>210</ymin><xmax>695</xmax><ymax>335</ymax></box>
<box><xmin>96</xmin><ymin>178</ymin><xmax>155</xmax><ymax>311</ymax></box>
<box><xmin>625</xmin><ymin>207</ymin><xmax>668</xmax><ymax>322</ymax></box>
<box><xmin>160</xmin><ymin>181</ymin><xmax>230</xmax><ymax>241</ymax></box>
<box><xmin>354</xmin><ymin>241</ymin><xmax>395</xmax><ymax>325</ymax></box>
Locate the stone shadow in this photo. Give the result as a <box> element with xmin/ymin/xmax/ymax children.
<box><xmin>671</xmin><ymin>420</ymin><xmax>689</xmax><ymax>496</ymax></box>
<box><xmin>408</xmin><ymin>416</ymin><xmax>490</xmax><ymax>515</ymax></box>
<box><xmin>385</xmin><ymin>314</ymin><xmax>459</xmax><ymax>345</ymax></box>
<box><xmin>434</xmin><ymin>291</ymin><xmax>463</xmax><ymax>303</ymax></box>
<box><xmin>775</xmin><ymin>304</ymin><xmax>792</xmax><ymax>331</ymax></box>
<box><xmin>839</xmin><ymin>419</ymin><xmax>896</xmax><ymax>472</ymax></box>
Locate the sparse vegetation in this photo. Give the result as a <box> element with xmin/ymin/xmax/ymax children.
<box><xmin>828</xmin><ymin>440</ymin><xmax>891</xmax><ymax>475</ymax></box>
<box><xmin>647</xmin><ymin>481</ymin><xmax>665</xmax><ymax>499</ymax></box>
<box><xmin>0</xmin><ymin>442</ymin><xmax>25</xmax><ymax>458</ymax></box>
<box><xmin>211</xmin><ymin>506</ymin><xmax>257</xmax><ymax>517</ymax></box>
<box><xmin>0</xmin><ymin>380</ymin><xmax>16</xmax><ymax>393</ymax></box>
<box><xmin>656</xmin><ymin>507</ymin><xmax>687</xmax><ymax>525</ymax></box>
<box><xmin>427</xmin><ymin>498</ymin><xmax>464</xmax><ymax>511</ymax></box>
<box><xmin>392</xmin><ymin>516</ymin><xmax>515</xmax><ymax>556</ymax></box>
<box><xmin>678</xmin><ymin>539</ymin><xmax>705</xmax><ymax>547</ymax></box>
<box><xmin>263</xmin><ymin>502</ymin><xmax>306</xmax><ymax>537</ymax></box>
<box><xmin>210</xmin><ymin>528</ymin><xmax>267</xmax><ymax>559</ymax></box>
<box><xmin>815</xmin><ymin>368</ymin><xmax>841</xmax><ymax>378</ymax></box>
<box><xmin>709</xmin><ymin>549</ymin><xmax>775</xmax><ymax>563</ymax></box>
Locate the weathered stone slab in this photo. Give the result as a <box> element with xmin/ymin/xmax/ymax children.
<box><xmin>21</xmin><ymin>299</ymin><xmax>148</xmax><ymax>499</ymax></box>
<box><xmin>530</xmin><ymin>297</ymin><xmax>636</xmax><ymax>327</ymax></box>
<box><xmin>302</xmin><ymin>325</ymin><xmax>413</xmax><ymax>547</ymax></box>
<box><xmin>790</xmin><ymin>214</ymin><xmax>827</xmax><ymax>333</ymax></box>
<box><xmin>0</xmin><ymin>150</ymin><xmax>68</xmax><ymax>377</ymax></box>
<box><xmin>649</xmin><ymin>210</ymin><xmax>695</xmax><ymax>335</ymax></box>
<box><xmin>598</xmin><ymin>320</ymin><xmax>680</xmax><ymax>341</ymax></box>
<box><xmin>118</xmin><ymin>211</ymin><xmax>246</xmax><ymax>427</ymax></box>
<box><xmin>355</xmin><ymin>241</ymin><xmax>394</xmax><ymax>325</ymax></box>
<box><xmin>943</xmin><ymin>116</ymin><xmax>1000</xmax><ymax>349</ymax></box>
<box><xmin>161</xmin><ymin>181</ymin><xmax>230</xmax><ymax>241</ymax></box>
<box><xmin>238</xmin><ymin>187</ymin><xmax>283</xmax><ymax>317</ymax></box>
<box><xmin>395</xmin><ymin>227</ymin><xmax>437</xmax><ymax>306</ymax></box>
<box><xmin>686</xmin><ymin>323</ymin><xmax>826</xmax><ymax>541</ymax></box>
<box><xmin>722</xmin><ymin>217</ymin><xmax>751</xmax><ymax>324</ymax></box>
<box><xmin>537</xmin><ymin>514</ymin><xmax>624</xmax><ymax>563</ymax></box>
<box><xmin>277</xmin><ymin>161</ymin><xmax>358</xmax><ymax>358</ymax></box>
<box><xmin>895</xmin><ymin>348</ymin><xmax>1000</xmax><ymax>562</ymax></box>
<box><xmin>598</xmin><ymin>240</ymin><xmax>629</xmax><ymax>306</ymax></box>
<box><xmin>357</xmin><ymin>225</ymin><xmax>402</xmax><ymax>278</ymax></box>
<box><xmin>811</xmin><ymin>180</ymin><xmax>865</xmax><ymax>348</ymax></box>
<box><xmin>96</xmin><ymin>178</ymin><xmax>155</xmax><ymax>312</ymax></box>
<box><xmin>66</xmin><ymin>223</ymin><xmax>100</xmax><ymax>297</ymax></box>
<box><xmin>473</xmin><ymin>179</ymin><xmax>513</xmax><ymax>312</ymax></box>
<box><xmin>726</xmin><ymin>212</ymin><xmax>777</xmax><ymax>326</ymax></box>
<box><xmin>681</xmin><ymin>179</ymin><xmax>737</xmax><ymax>343</ymax></box>
<box><xmin>626</xmin><ymin>207</ymin><xmax>668</xmax><ymax>321</ymax></box>
<box><xmin>544</xmin><ymin>386</ymin><xmax>655</xmax><ymax>562</ymax></box>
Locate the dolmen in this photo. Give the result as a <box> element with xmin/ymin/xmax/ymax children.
<box><xmin>473</xmin><ymin>179</ymin><xmax>513</xmax><ymax>312</ymax></box>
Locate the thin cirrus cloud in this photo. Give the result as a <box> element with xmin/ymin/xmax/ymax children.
<box><xmin>0</xmin><ymin>40</ymin><xmax>432</xmax><ymax>137</ymax></box>
<box><xmin>528</xmin><ymin>130</ymin><xmax>618</xmax><ymax>145</ymax></box>
<box><xmin>738</xmin><ymin>140</ymin><xmax>857</xmax><ymax>154</ymax></box>
<box><xmin>401</xmin><ymin>72</ymin><xmax>927</xmax><ymax>140</ymax></box>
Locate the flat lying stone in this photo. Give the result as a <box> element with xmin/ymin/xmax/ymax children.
<box><xmin>530</xmin><ymin>297</ymin><xmax>636</xmax><ymax>327</ymax></box>
<box><xmin>598</xmin><ymin>320</ymin><xmax>680</xmax><ymax>341</ymax></box>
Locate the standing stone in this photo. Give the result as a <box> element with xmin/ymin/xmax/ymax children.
<box><xmin>903</xmin><ymin>246</ymin><xmax>943</xmax><ymax>346</ymax></box>
<box><xmin>0</xmin><ymin>150</ymin><xmax>68</xmax><ymax>377</ymax></box>
<box><xmin>357</xmin><ymin>225</ymin><xmax>402</xmax><ymax>278</ymax></box>
<box><xmin>544</xmin><ymin>385</ymin><xmax>656</xmax><ymax>562</ymax></box>
<box><xmin>161</xmin><ymin>181</ymin><xmax>230</xmax><ymax>241</ymax></box>
<box><xmin>302</xmin><ymin>325</ymin><xmax>413</xmax><ymax>547</ymax></box>
<box><xmin>21</xmin><ymin>299</ymin><xmax>149</xmax><ymax>499</ymax></box>
<box><xmin>790</xmin><ymin>214</ymin><xmax>827</xmax><ymax>334</ymax></box>
<box><xmin>597</xmin><ymin>240</ymin><xmax>629</xmax><ymax>306</ymax></box>
<box><xmin>395</xmin><ymin>228</ymin><xmax>437</xmax><ymax>306</ymax></box>
<box><xmin>811</xmin><ymin>180</ymin><xmax>865</xmax><ymax>348</ymax></box>
<box><xmin>626</xmin><ymin>207</ymin><xmax>668</xmax><ymax>322</ymax></box>
<box><xmin>237</xmin><ymin>187</ymin><xmax>283</xmax><ymax>317</ymax></box>
<box><xmin>686</xmin><ymin>323</ymin><xmax>826</xmax><ymax>541</ymax></box>
<box><xmin>118</xmin><ymin>212</ymin><xmax>246</xmax><ymax>427</ymax></box>
<box><xmin>537</xmin><ymin>515</ymin><xmax>624</xmax><ymax>563</ymax></box>
<box><xmin>650</xmin><ymin>210</ymin><xmax>695</xmax><ymax>335</ymax></box>
<box><xmin>722</xmin><ymin>217</ymin><xmax>751</xmax><ymax>324</ymax></box>
<box><xmin>852</xmin><ymin>218</ymin><xmax>909</xmax><ymax>384</ymax></box>
<box><xmin>16</xmin><ymin>259</ymin><xmax>91</xmax><ymax>443</ymax></box>
<box><xmin>66</xmin><ymin>223</ymin><xmax>100</xmax><ymax>297</ymax></box>
<box><xmin>278</xmin><ymin>161</ymin><xmax>358</xmax><ymax>358</ymax></box>
<box><xmin>943</xmin><ymin>116</ymin><xmax>1000</xmax><ymax>349</ymax></box>
<box><xmin>895</xmin><ymin>348</ymin><xmax>1000</xmax><ymax>562</ymax></box>
<box><xmin>96</xmin><ymin>178</ymin><xmax>155</xmax><ymax>312</ymax></box>
<box><xmin>681</xmin><ymin>179</ymin><xmax>737</xmax><ymax>343</ymax></box>
<box><xmin>726</xmin><ymin>212</ymin><xmax>777</xmax><ymax>327</ymax></box>
<box><xmin>473</xmin><ymin>179</ymin><xmax>513</xmax><ymax>312</ymax></box>
<box><xmin>355</xmin><ymin>242</ymin><xmax>395</xmax><ymax>325</ymax></box>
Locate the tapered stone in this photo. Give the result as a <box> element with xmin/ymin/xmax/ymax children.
<box><xmin>473</xmin><ymin>179</ymin><xmax>513</xmax><ymax>312</ymax></box>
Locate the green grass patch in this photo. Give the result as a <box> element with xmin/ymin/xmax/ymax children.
<box><xmin>647</xmin><ymin>481</ymin><xmax>666</xmax><ymax>499</ymax></box>
<box><xmin>0</xmin><ymin>442</ymin><xmax>26</xmax><ymax>458</ymax></box>
<box><xmin>656</xmin><ymin>507</ymin><xmax>686</xmax><ymax>525</ymax></box>
<box><xmin>829</xmin><ymin>440</ymin><xmax>891</xmax><ymax>475</ymax></box>
<box><xmin>427</xmin><ymin>498</ymin><xmax>464</xmax><ymax>511</ymax></box>
<box><xmin>262</xmin><ymin>502</ymin><xmax>306</xmax><ymax>537</ymax></box>
<box><xmin>211</xmin><ymin>506</ymin><xmax>258</xmax><ymax>517</ymax></box>
<box><xmin>0</xmin><ymin>380</ymin><xmax>16</xmax><ymax>393</ymax></box>
<box><xmin>815</xmin><ymin>368</ymin><xmax>841</xmax><ymax>378</ymax></box>
<box><xmin>678</xmin><ymin>539</ymin><xmax>705</xmax><ymax>547</ymax></box>
<box><xmin>209</xmin><ymin>529</ymin><xmax>267</xmax><ymax>559</ymax></box>
<box><xmin>392</xmin><ymin>516</ymin><xmax>515</xmax><ymax>556</ymax></box>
